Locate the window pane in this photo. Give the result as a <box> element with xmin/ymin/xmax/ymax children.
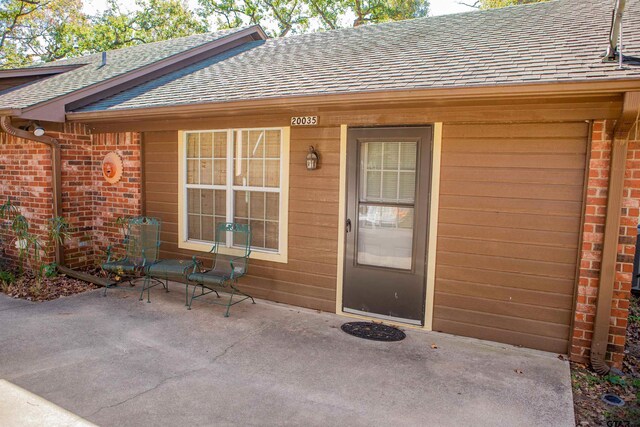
<box><xmin>265</xmin><ymin>193</ymin><xmax>279</xmax><ymax>221</ymax></box>
<box><xmin>214</xmin><ymin>132</ymin><xmax>227</xmax><ymax>158</ymax></box>
<box><xmin>249</xmin><ymin>130</ymin><xmax>264</xmax><ymax>158</ymax></box>
<box><xmin>250</xmin><ymin>220</ymin><xmax>265</xmax><ymax>249</ymax></box>
<box><xmin>215</xmin><ymin>191</ymin><xmax>226</xmax><ymax>216</ymax></box>
<box><xmin>366</xmin><ymin>142</ymin><xmax>382</xmax><ymax>170</ymax></box>
<box><xmin>213</xmin><ymin>159</ymin><xmax>226</xmax><ymax>185</ymax></box>
<box><xmin>200</xmin><ymin>159</ymin><xmax>213</xmax><ymax>185</ymax></box>
<box><xmin>400</xmin><ymin>143</ymin><xmax>417</xmax><ymax>170</ymax></box>
<box><xmin>250</xmin><ymin>192</ymin><xmax>265</xmax><ymax>218</ymax></box>
<box><xmin>200</xmin><ymin>133</ymin><xmax>213</xmax><ymax>158</ymax></box>
<box><xmin>384</xmin><ymin>142</ymin><xmax>399</xmax><ymax>169</ymax></box>
<box><xmin>187</xmin><ymin>160</ymin><xmax>199</xmax><ymax>184</ymax></box>
<box><xmin>265</xmin><ymin>222</ymin><xmax>278</xmax><ymax>250</ymax></box>
<box><xmin>381</xmin><ymin>171</ymin><xmax>399</xmax><ymax>200</ymax></box>
<box><xmin>234</xmin><ymin>158</ymin><xmax>247</xmax><ymax>186</ymax></box>
<box><xmin>202</xmin><ymin>216</ymin><xmax>215</xmax><ymax>241</ymax></box>
<box><xmin>187</xmin><ymin>189</ymin><xmax>200</xmax><ymax>214</ymax></box>
<box><xmin>357</xmin><ymin>205</ymin><xmax>413</xmax><ymax>270</ymax></box>
<box><xmin>201</xmin><ymin>189</ymin><xmax>214</xmax><ymax>215</ymax></box>
<box><xmin>215</xmin><ymin>217</ymin><xmax>227</xmax><ymax>244</ymax></box>
<box><xmin>234</xmin><ymin>190</ymin><xmax>278</xmax><ymax>251</ymax></box>
<box><xmin>365</xmin><ymin>171</ymin><xmax>381</xmax><ymax>200</ymax></box>
<box><xmin>248</xmin><ymin>159</ymin><xmax>264</xmax><ymax>187</ymax></box>
<box><xmin>234</xmin><ymin>191</ymin><xmax>248</xmax><ymax>218</ymax></box>
<box><xmin>188</xmin><ymin>214</ymin><xmax>201</xmax><ymax>240</ymax></box>
<box><xmin>187</xmin><ymin>133</ymin><xmax>199</xmax><ymax>158</ymax></box>
<box><xmin>399</xmin><ymin>172</ymin><xmax>416</xmax><ymax>202</ymax></box>
<box><xmin>265</xmin><ymin>130</ymin><xmax>281</xmax><ymax>158</ymax></box>
<box><xmin>265</xmin><ymin>160</ymin><xmax>280</xmax><ymax>187</ymax></box>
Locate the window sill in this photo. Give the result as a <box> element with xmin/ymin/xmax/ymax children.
<box><xmin>179</xmin><ymin>239</ymin><xmax>288</xmax><ymax>264</ymax></box>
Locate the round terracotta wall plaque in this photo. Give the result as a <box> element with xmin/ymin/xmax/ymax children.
<box><xmin>102</xmin><ymin>152</ymin><xmax>123</xmax><ymax>184</ymax></box>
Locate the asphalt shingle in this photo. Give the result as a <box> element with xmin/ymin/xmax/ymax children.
<box><xmin>0</xmin><ymin>28</ymin><xmax>242</xmax><ymax>110</ymax></box>
<box><xmin>78</xmin><ymin>0</ymin><xmax>640</xmax><ymax>113</ymax></box>
<box><xmin>3</xmin><ymin>0</ymin><xmax>640</xmax><ymax>114</ymax></box>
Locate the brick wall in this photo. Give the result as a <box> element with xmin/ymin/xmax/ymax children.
<box><xmin>0</xmin><ymin>133</ymin><xmax>54</xmax><ymax>266</ymax></box>
<box><xmin>91</xmin><ymin>132</ymin><xmax>143</xmax><ymax>262</ymax></box>
<box><xmin>0</xmin><ymin>127</ymin><xmax>142</xmax><ymax>269</ymax></box>
<box><xmin>572</xmin><ymin>120</ymin><xmax>640</xmax><ymax>367</ymax></box>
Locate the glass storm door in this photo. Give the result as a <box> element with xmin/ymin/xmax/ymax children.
<box><xmin>343</xmin><ymin>127</ymin><xmax>432</xmax><ymax>325</ymax></box>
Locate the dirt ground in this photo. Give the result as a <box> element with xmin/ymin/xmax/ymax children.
<box><xmin>572</xmin><ymin>295</ymin><xmax>640</xmax><ymax>426</ymax></box>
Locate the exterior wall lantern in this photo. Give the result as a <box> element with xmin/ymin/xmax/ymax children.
<box><xmin>306</xmin><ymin>146</ymin><xmax>319</xmax><ymax>170</ymax></box>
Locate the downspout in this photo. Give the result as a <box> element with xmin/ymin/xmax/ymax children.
<box><xmin>0</xmin><ymin>115</ymin><xmax>64</xmax><ymax>265</ymax></box>
<box><xmin>590</xmin><ymin>92</ymin><xmax>640</xmax><ymax>375</ymax></box>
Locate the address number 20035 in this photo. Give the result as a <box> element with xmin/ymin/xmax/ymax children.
<box><xmin>290</xmin><ymin>116</ymin><xmax>318</xmax><ymax>126</ymax></box>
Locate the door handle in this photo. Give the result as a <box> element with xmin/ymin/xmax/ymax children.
<box><xmin>346</xmin><ymin>218</ymin><xmax>352</xmax><ymax>233</ymax></box>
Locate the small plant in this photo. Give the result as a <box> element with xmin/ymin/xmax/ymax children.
<box><xmin>48</xmin><ymin>216</ymin><xmax>69</xmax><ymax>249</ymax></box>
<box><xmin>629</xmin><ymin>314</ymin><xmax>640</xmax><ymax>325</ymax></box>
<box><xmin>0</xmin><ymin>270</ymin><xmax>15</xmax><ymax>285</ymax></box>
<box><xmin>43</xmin><ymin>262</ymin><xmax>58</xmax><ymax>278</ymax></box>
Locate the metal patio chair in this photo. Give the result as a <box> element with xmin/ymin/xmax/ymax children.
<box><xmin>187</xmin><ymin>222</ymin><xmax>254</xmax><ymax>316</ymax></box>
<box><xmin>102</xmin><ymin>216</ymin><xmax>163</xmax><ymax>299</ymax></box>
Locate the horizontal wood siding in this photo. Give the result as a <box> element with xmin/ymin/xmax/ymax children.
<box><xmin>432</xmin><ymin>122</ymin><xmax>589</xmax><ymax>353</ymax></box>
<box><xmin>143</xmin><ymin>127</ymin><xmax>340</xmax><ymax>312</ymax></box>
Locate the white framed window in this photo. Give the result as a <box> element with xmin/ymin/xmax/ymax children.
<box><xmin>178</xmin><ymin>127</ymin><xmax>289</xmax><ymax>263</ymax></box>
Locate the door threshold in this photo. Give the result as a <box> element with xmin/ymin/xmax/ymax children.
<box><xmin>343</xmin><ymin>308</ymin><xmax>423</xmax><ymax>326</ymax></box>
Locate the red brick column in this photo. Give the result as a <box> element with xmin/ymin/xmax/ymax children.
<box><xmin>91</xmin><ymin>132</ymin><xmax>143</xmax><ymax>263</ymax></box>
<box><xmin>572</xmin><ymin>120</ymin><xmax>640</xmax><ymax>367</ymax></box>
<box><xmin>50</xmin><ymin>123</ymin><xmax>95</xmax><ymax>268</ymax></box>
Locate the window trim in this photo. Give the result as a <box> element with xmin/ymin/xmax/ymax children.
<box><xmin>178</xmin><ymin>127</ymin><xmax>289</xmax><ymax>264</ymax></box>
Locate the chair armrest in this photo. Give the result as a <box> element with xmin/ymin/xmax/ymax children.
<box><xmin>191</xmin><ymin>255</ymin><xmax>203</xmax><ymax>274</ymax></box>
<box><xmin>229</xmin><ymin>255</ymin><xmax>248</xmax><ymax>278</ymax></box>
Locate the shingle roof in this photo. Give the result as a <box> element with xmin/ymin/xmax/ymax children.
<box><xmin>78</xmin><ymin>0</ymin><xmax>640</xmax><ymax>113</ymax></box>
<box><xmin>0</xmin><ymin>28</ymin><xmax>243</xmax><ymax>110</ymax></box>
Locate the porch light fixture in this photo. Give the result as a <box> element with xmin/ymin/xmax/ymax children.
<box><xmin>306</xmin><ymin>146</ymin><xmax>318</xmax><ymax>170</ymax></box>
<box><xmin>18</xmin><ymin>121</ymin><xmax>46</xmax><ymax>136</ymax></box>
<box><xmin>33</xmin><ymin>123</ymin><xmax>45</xmax><ymax>137</ymax></box>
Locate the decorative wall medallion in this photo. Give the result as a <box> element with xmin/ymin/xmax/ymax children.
<box><xmin>102</xmin><ymin>152</ymin><xmax>123</xmax><ymax>184</ymax></box>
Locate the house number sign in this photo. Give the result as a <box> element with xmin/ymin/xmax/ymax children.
<box><xmin>290</xmin><ymin>116</ymin><xmax>318</xmax><ymax>126</ymax></box>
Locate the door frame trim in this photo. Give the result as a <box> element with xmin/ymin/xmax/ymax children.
<box><xmin>335</xmin><ymin>123</ymin><xmax>443</xmax><ymax>330</ymax></box>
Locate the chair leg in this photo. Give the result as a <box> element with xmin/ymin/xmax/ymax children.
<box><xmin>139</xmin><ymin>276</ymin><xmax>147</xmax><ymax>301</ymax></box>
<box><xmin>224</xmin><ymin>287</ymin><xmax>236</xmax><ymax>318</ymax></box>
<box><xmin>188</xmin><ymin>284</ymin><xmax>198</xmax><ymax>310</ymax></box>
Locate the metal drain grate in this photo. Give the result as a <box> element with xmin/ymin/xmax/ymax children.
<box><xmin>340</xmin><ymin>322</ymin><xmax>406</xmax><ymax>342</ymax></box>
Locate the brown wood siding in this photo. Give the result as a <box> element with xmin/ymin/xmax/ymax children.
<box><xmin>433</xmin><ymin>122</ymin><xmax>589</xmax><ymax>353</ymax></box>
<box><xmin>143</xmin><ymin>127</ymin><xmax>340</xmax><ymax>312</ymax></box>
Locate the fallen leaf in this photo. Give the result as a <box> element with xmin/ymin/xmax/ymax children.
<box><xmin>515</xmin><ymin>369</ymin><xmax>523</xmax><ymax>375</ymax></box>
<box><xmin>431</xmin><ymin>343</ymin><xmax>438</xmax><ymax>349</ymax></box>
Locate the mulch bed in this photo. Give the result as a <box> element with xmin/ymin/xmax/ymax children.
<box><xmin>0</xmin><ymin>269</ymin><xmax>98</xmax><ymax>301</ymax></box>
<box><xmin>572</xmin><ymin>294</ymin><xmax>640</xmax><ymax>426</ymax></box>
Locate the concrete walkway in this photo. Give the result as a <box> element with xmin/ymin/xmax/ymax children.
<box><xmin>0</xmin><ymin>287</ymin><xmax>575</xmax><ymax>426</ymax></box>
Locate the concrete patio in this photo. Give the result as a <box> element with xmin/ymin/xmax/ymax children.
<box><xmin>0</xmin><ymin>286</ymin><xmax>575</xmax><ymax>426</ymax></box>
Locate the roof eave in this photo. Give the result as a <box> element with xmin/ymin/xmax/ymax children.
<box><xmin>0</xmin><ymin>64</ymin><xmax>85</xmax><ymax>79</ymax></box>
<box><xmin>66</xmin><ymin>78</ymin><xmax>640</xmax><ymax>123</ymax></box>
<box><xmin>17</xmin><ymin>26</ymin><xmax>267</xmax><ymax>123</ymax></box>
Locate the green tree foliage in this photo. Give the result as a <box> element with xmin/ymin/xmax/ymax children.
<box><xmin>0</xmin><ymin>0</ymin><xmax>87</xmax><ymax>67</ymax></box>
<box><xmin>461</xmin><ymin>0</ymin><xmax>548</xmax><ymax>9</ymax></box>
<box><xmin>1</xmin><ymin>0</ymin><xmax>428</xmax><ymax>68</ymax></box>
<box><xmin>0</xmin><ymin>0</ymin><xmax>207</xmax><ymax>68</ymax></box>
<box><xmin>198</xmin><ymin>0</ymin><xmax>430</xmax><ymax>37</ymax></box>
<box><xmin>86</xmin><ymin>0</ymin><xmax>208</xmax><ymax>52</ymax></box>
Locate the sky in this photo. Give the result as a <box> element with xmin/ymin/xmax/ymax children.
<box><xmin>83</xmin><ymin>0</ymin><xmax>478</xmax><ymax>17</ymax></box>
